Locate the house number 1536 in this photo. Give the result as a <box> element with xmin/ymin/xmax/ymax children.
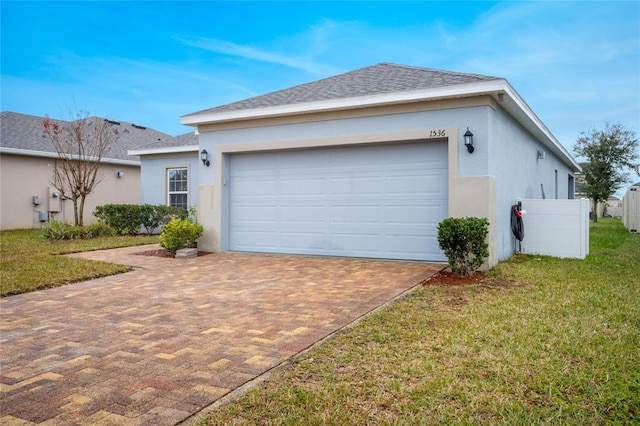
<box><xmin>429</xmin><ymin>129</ymin><xmax>446</xmax><ymax>137</ymax></box>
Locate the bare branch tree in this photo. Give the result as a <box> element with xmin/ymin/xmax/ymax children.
<box><xmin>39</xmin><ymin>111</ymin><xmax>120</xmax><ymax>226</ymax></box>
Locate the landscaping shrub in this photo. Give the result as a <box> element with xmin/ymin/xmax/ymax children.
<box><xmin>42</xmin><ymin>220</ymin><xmax>79</xmax><ymax>240</ymax></box>
<box><xmin>437</xmin><ymin>217</ymin><xmax>489</xmax><ymax>275</ymax></box>
<box><xmin>139</xmin><ymin>204</ymin><xmax>187</xmax><ymax>235</ymax></box>
<box><xmin>160</xmin><ymin>214</ymin><xmax>203</xmax><ymax>253</ymax></box>
<box><xmin>42</xmin><ymin>221</ymin><xmax>116</xmax><ymax>240</ymax></box>
<box><xmin>93</xmin><ymin>204</ymin><xmax>141</xmax><ymax>234</ymax></box>
<box><xmin>94</xmin><ymin>204</ymin><xmax>186</xmax><ymax>235</ymax></box>
<box><xmin>81</xmin><ymin>222</ymin><xmax>116</xmax><ymax>238</ymax></box>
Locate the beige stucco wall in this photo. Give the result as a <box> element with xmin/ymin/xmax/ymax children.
<box><xmin>449</xmin><ymin>176</ymin><xmax>497</xmax><ymax>269</ymax></box>
<box><xmin>0</xmin><ymin>153</ymin><xmax>140</xmax><ymax>230</ymax></box>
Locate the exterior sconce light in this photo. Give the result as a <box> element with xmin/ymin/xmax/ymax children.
<box><xmin>200</xmin><ymin>149</ymin><xmax>210</xmax><ymax>167</ymax></box>
<box><xmin>116</xmin><ymin>170</ymin><xmax>124</xmax><ymax>178</ymax></box>
<box><xmin>463</xmin><ymin>127</ymin><xmax>475</xmax><ymax>153</ymax></box>
<box><xmin>537</xmin><ymin>150</ymin><xmax>546</xmax><ymax>160</ymax></box>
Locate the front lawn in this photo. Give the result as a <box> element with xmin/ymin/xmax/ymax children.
<box><xmin>199</xmin><ymin>218</ymin><xmax>639</xmax><ymax>424</ymax></box>
<box><xmin>0</xmin><ymin>228</ymin><xmax>159</xmax><ymax>296</ymax></box>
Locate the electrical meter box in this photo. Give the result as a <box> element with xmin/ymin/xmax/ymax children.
<box><xmin>33</xmin><ymin>195</ymin><xmax>42</xmax><ymax>205</ymax></box>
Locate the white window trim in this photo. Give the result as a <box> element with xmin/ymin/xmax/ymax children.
<box><xmin>166</xmin><ymin>166</ymin><xmax>189</xmax><ymax>208</ymax></box>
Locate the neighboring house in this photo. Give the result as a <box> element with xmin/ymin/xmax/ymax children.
<box><xmin>575</xmin><ymin>172</ymin><xmax>626</xmax><ymax>218</ymax></box>
<box><xmin>135</xmin><ymin>63</ymin><xmax>581</xmax><ymax>266</ymax></box>
<box><xmin>0</xmin><ymin>111</ymin><xmax>171</xmax><ymax>230</ymax></box>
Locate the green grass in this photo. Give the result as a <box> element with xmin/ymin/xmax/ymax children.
<box><xmin>200</xmin><ymin>218</ymin><xmax>639</xmax><ymax>425</ymax></box>
<box><xmin>0</xmin><ymin>228</ymin><xmax>159</xmax><ymax>296</ymax></box>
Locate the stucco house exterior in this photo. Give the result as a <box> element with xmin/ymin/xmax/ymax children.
<box><xmin>129</xmin><ymin>132</ymin><xmax>199</xmax><ymax>209</ymax></box>
<box><xmin>133</xmin><ymin>63</ymin><xmax>581</xmax><ymax>266</ymax></box>
<box><xmin>0</xmin><ymin>111</ymin><xmax>170</xmax><ymax>230</ymax></box>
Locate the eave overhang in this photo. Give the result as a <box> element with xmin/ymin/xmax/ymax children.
<box><xmin>180</xmin><ymin>79</ymin><xmax>581</xmax><ymax>172</ymax></box>
<box><xmin>127</xmin><ymin>145</ymin><xmax>199</xmax><ymax>157</ymax></box>
<box><xmin>0</xmin><ymin>147</ymin><xmax>140</xmax><ymax>166</ymax></box>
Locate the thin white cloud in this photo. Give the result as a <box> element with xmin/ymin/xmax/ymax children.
<box><xmin>176</xmin><ymin>35</ymin><xmax>343</xmax><ymax>76</ymax></box>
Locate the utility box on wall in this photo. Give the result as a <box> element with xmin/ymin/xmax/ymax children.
<box><xmin>520</xmin><ymin>198</ymin><xmax>590</xmax><ymax>259</ymax></box>
<box><xmin>622</xmin><ymin>186</ymin><xmax>639</xmax><ymax>233</ymax></box>
<box><xmin>48</xmin><ymin>187</ymin><xmax>62</xmax><ymax>213</ymax></box>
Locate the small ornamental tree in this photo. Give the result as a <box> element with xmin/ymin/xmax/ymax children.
<box><xmin>437</xmin><ymin>217</ymin><xmax>489</xmax><ymax>276</ymax></box>
<box><xmin>39</xmin><ymin>111</ymin><xmax>120</xmax><ymax>226</ymax></box>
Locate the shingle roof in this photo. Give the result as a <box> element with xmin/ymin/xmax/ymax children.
<box><xmin>0</xmin><ymin>111</ymin><xmax>171</xmax><ymax>161</ymax></box>
<box><xmin>188</xmin><ymin>63</ymin><xmax>500</xmax><ymax>115</ymax></box>
<box><xmin>133</xmin><ymin>131</ymin><xmax>198</xmax><ymax>151</ymax></box>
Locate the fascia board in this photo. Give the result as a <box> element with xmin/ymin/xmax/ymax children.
<box><xmin>0</xmin><ymin>147</ymin><xmax>140</xmax><ymax>166</ymax></box>
<box><xmin>127</xmin><ymin>145</ymin><xmax>199</xmax><ymax>156</ymax></box>
<box><xmin>179</xmin><ymin>78</ymin><xmax>581</xmax><ymax>172</ymax></box>
<box><xmin>180</xmin><ymin>80</ymin><xmax>512</xmax><ymax>126</ymax></box>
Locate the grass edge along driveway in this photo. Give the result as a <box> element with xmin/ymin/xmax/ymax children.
<box><xmin>0</xmin><ymin>228</ymin><xmax>159</xmax><ymax>296</ymax></box>
<box><xmin>198</xmin><ymin>218</ymin><xmax>639</xmax><ymax>425</ymax></box>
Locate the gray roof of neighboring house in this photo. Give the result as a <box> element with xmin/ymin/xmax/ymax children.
<box><xmin>0</xmin><ymin>111</ymin><xmax>171</xmax><ymax>162</ymax></box>
<box><xmin>133</xmin><ymin>131</ymin><xmax>198</xmax><ymax>150</ymax></box>
<box><xmin>187</xmin><ymin>63</ymin><xmax>500</xmax><ymax>116</ymax></box>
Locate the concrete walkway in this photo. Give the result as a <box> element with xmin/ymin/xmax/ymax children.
<box><xmin>1</xmin><ymin>245</ymin><xmax>442</xmax><ymax>425</ymax></box>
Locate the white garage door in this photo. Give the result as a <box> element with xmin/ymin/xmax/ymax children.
<box><xmin>228</xmin><ymin>140</ymin><xmax>448</xmax><ymax>261</ymax></box>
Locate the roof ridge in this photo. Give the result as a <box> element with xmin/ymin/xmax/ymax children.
<box><xmin>185</xmin><ymin>62</ymin><xmax>502</xmax><ymax>117</ymax></box>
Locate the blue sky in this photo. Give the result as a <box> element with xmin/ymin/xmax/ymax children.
<box><xmin>2</xmin><ymin>1</ymin><xmax>639</xmax><ymax>164</ymax></box>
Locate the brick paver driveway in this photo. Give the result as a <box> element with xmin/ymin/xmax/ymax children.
<box><xmin>1</xmin><ymin>245</ymin><xmax>442</xmax><ymax>425</ymax></box>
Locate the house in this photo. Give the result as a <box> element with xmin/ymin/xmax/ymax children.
<box><xmin>0</xmin><ymin>111</ymin><xmax>171</xmax><ymax>230</ymax></box>
<box><xmin>575</xmin><ymin>172</ymin><xmax>626</xmax><ymax>218</ymax></box>
<box><xmin>134</xmin><ymin>63</ymin><xmax>581</xmax><ymax>266</ymax></box>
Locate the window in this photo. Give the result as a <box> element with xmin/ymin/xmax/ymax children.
<box><xmin>167</xmin><ymin>168</ymin><xmax>188</xmax><ymax>209</ymax></box>
<box><xmin>568</xmin><ymin>175</ymin><xmax>575</xmax><ymax>199</ymax></box>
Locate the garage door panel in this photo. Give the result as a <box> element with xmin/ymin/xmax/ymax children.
<box><xmin>386</xmin><ymin>173</ymin><xmax>446</xmax><ymax>195</ymax></box>
<box><xmin>229</xmin><ymin>141</ymin><xmax>448</xmax><ymax>261</ymax></box>
<box><xmin>281</xmin><ymin>205</ymin><xmax>327</xmax><ymax>223</ymax></box>
<box><xmin>330</xmin><ymin>205</ymin><xmax>381</xmax><ymax>224</ymax></box>
<box><xmin>234</xmin><ymin>205</ymin><xmax>278</xmax><ymax>222</ymax></box>
<box><xmin>233</xmin><ymin>230</ymin><xmax>278</xmax><ymax>250</ymax></box>
<box><xmin>233</xmin><ymin>179</ymin><xmax>277</xmax><ymax>197</ymax></box>
<box><xmin>329</xmin><ymin>233</ymin><xmax>381</xmax><ymax>255</ymax></box>
<box><xmin>385</xmin><ymin>205</ymin><xmax>440</xmax><ymax>225</ymax></box>
<box><xmin>281</xmin><ymin>178</ymin><xmax>325</xmax><ymax>195</ymax></box>
<box><xmin>328</xmin><ymin>176</ymin><xmax>381</xmax><ymax>195</ymax></box>
<box><xmin>280</xmin><ymin>232</ymin><xmax>329</xmax><ymax>252</ymax></box>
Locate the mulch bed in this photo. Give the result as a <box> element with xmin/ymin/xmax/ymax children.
<box><xmin>135</xmin><ymin>249</ymin><xmax>210</xmax><ymax>258</ymax></box>
<box><xmin>422</xmin><ymin>270</ymin><xmax>486</xmax><ymax>286</ymax></box>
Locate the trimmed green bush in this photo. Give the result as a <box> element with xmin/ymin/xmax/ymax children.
<box><xmin>437</xmin><ymin>217</ymin><xmax>489</xmax><ymax>276</ymax></box>
<box><xmin>160</xmin><ymin>216</ymin><xmax>204</xmax><ymax>253</ymax></box>
<box><xmin>94</xmin><ymin>204</ymin><xmax>186</xmax><ymax>235</ymax></box>
<box><xmin>93</xmin><ymin>204</ymin><xmax>141</xmax><ymax>234</ymax></box>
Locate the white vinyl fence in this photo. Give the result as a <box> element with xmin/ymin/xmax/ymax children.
<box><xmin>622</xmin><ymin>186</ymin><xmax>639</xmax><ymax>233</ymax></box>
<box><xmin>519</xmin><ymin>199</ymin><xmax>590</xmax><ymax>259</ymax></box>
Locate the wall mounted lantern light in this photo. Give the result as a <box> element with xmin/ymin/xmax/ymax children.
<box><xmin>537</xmin><ymin>150</ymin><xmax>546</xmax><ymax>160</ymax></box>
<box><xmin>200</xmin><ymin>149</ymin><xmax>210</xmax><ymax>167</ymax></box>
<box><xmin>463</xmin><ymin>127</ymin><xmax>475</xmax><ymax>153</ymax></box>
